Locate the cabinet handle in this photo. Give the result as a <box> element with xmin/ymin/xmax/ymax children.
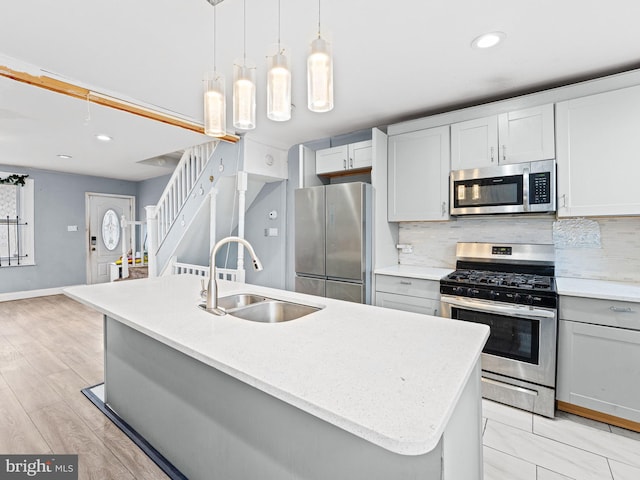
<box><xmin>502</xmin><ymin>144</ymin><xmax>507</xmax><ymax>162</ymax></box>
<box><xmin>343</xmin><ymin>159</ymin><xmax>347</xmax><ymax>169</ymax></box>
<box><xmin>400</xmin><ymin>280</ymin><xmax>412</xmax><ymax>285</ymax></box>
<box><xmin>560</xmin><ymin>194</ymin><xmax>567</xmax><ymax>208</ymax></box>
<box><xmin>610</xmin><ymin>306</ymin><xmax>635</xmax><ymax>313</ymax></box>
<box><xmin>490</xmin><ymin>147</ymin><xmax>495</xmax><ymax>163</ymax></box>
<box><xmin>350</xmin><ymin>157</ymin><xmax>353</xmax><ymax>168</ymax></box>
<box><xmin>433</xmin><ymin>308</ymin><xmax>438</xmax><ymax>316</ymax></box>
<box><xmin>441</xmin><ymin>202</ymin><xmax>446</xmax><ymax>217</ymax></box>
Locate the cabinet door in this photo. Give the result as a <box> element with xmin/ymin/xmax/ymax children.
<box><xmin>388</xmin><ymin>126</ymin><xmax>450</xmax><ymax>221</ymax></box>
<box><xmin>497</xmin><ymin>104</ymin><xmax>555</xmax><ymax>164</ymax></box>
<box><xmin>316</xmin><ymin>145</ymin><xmax>348</xmax><ymax>175</ymax></box>
<box><xmin>556</xmin><ymin>85</ymin><xmax>640</xmax><ymax>217</ymax></box>
<box><xmin>375</xmin><ymin>292</ymin><xmax>441</xmax><ymax>317</ymax></box>
<box><xmin>348</xmin><ymin>140</ymin><xmax>373</xmax><ymax>170</ymax></box>
<box><xmin>450</xmin><ymin>116</ymin><xmax>498</xmax><ymax>170</ymax></box>
<box><xmin>557</xmin><ymin>320</ymin><xmax>640</xmax><ymax>423</ymax></box>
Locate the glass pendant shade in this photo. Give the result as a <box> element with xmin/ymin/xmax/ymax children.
<box><xmin>233</xmin><ymin>63</ymin><xmax>256</xmax><ymax>130</ymax></box>
<box><xmin>204</xmin><ymin>73</ymin><xmax>226</xmax><ymax>137</ymax></box>
<box><xmin>267</xmin><ymin>53</ymin><xmax>291</xmax><ymax>121</ymax></box>
<box><xmin>307</xmin><ymin>37</ymin><xmax>333</xmax><ymax>112</ymax></box>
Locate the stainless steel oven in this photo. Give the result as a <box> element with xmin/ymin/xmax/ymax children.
<box><xmin>440</xmin><ymin>243</ymin><xmax>558</xmax><ymax>417</ymax></box>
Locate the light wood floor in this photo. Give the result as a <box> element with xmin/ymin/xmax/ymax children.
<box><xmin>0</xmin><ymin>295</ymin><xmax>168</xmax><ymax>479</ymax></box>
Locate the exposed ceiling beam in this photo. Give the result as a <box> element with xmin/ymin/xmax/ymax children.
<box><xmin>0</xmin><ymin>64</ymin><xmax>239</xmax><ymax>144</ymax></box>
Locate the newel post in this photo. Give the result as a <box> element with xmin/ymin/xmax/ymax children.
<box><xmin>145</xmin><ymin>205</ymin><xmax>159</xmax><ymax>278</ymax></box>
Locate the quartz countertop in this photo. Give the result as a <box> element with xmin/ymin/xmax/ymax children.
<box><xmin>374</xmin><ymin>264</ymin><xmax>454</xmax><ymax>281</ymax></box>
<box><xmin>64</xmin><ymin>275</ymin><xmax>488</xmax><ymax>456</ymax></box>
<box><xmin>556</xmin><ymin>277</ymin><xmax>640</xmax><ymax>303</ymax></box>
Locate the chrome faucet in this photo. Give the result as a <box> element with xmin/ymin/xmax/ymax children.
<box><xmin>206</xmin><ymin>236</ymin><xmax>263</xmax><ymax>315</ymax></box>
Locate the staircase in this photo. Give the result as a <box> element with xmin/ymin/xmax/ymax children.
<box><xmin>144</xmin><ymin>136</ymin><xmax>288</xmax><ymax>284</ymax></box>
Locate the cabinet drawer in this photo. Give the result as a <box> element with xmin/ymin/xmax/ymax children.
<box><xmin>375</xmin><ymin>292</ymin><xmax>440</xmax><ymax>317</ymax></box>
<box><xmin>560</xmin><ymin>296</ymin><xmax>640</xmax><ymax>331</ymax></box>
<box><xmin>375</xmin><ymin>274</ymin><xmax>440</xmax><ymax>299</ymax></box>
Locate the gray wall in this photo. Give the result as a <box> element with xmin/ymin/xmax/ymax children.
<box><xmin>244</xmin><ymin>181</ymin><xmax>287</xmax><ymax>289</ymax></box>
<box><xmin>0</xmin><ymin>164</ymin><xmax>168</xmax><ymax>294</ymax></box>
<box><xmin>136</xmin><ymin>174</ymin><xmax>171</xmax><ymax>220</ymax></box>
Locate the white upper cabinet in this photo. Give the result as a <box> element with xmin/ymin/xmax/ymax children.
<box><xmin>450</xmin><ymin>116</ymin><xmax>498</xmax><ymax>170</ymax></box>
<box><xmin>316</xmin><ymin>140</ymin><xmax>372</xmax><ymax>175</ymax></box>
<box><xmin>451</xmin><ymin>104</ymin><xmax>555</xmax><ymax>170</ymax></box>
<box><xmin>556</xmin><ymin>85</ymin><xmax>640</xmax><ymax>217</ymax></box>
<box><xmin>388</xmin><ymin>125</ymin><xmax>450</xmax><ymax>222</ymax></box>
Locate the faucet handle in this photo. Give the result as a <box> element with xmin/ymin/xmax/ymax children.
<box><xmin>200</xmin><ymin>278</ymin><xmax>208</xmax><ymax>302</ymax></box>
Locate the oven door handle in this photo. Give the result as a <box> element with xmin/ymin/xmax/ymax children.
<box><xmin>441</xmin><ymin>295</ymin><xmax>556</xmax><ymax>320</ymax></box>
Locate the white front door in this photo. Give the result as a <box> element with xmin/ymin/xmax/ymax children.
<box><xmin>86</xmin><ymin>193</ymin><xmax>135</xmax><ymax>284</ymax></box>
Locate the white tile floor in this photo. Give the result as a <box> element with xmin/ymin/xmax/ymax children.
<box><xmin>482</xmin><ymin>400</ymin><xmax>640</xmax><ymax>480</ymax></box>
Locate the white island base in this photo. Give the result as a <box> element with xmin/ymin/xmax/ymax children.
<box><xmin>65</xmin><ymin>276</ymin><xmax>488</xmax><ymax>480</ymax></box>
<box><xmin>105</xmin><ymin>316</ymin><xmax>483</xmax><ymax>480</ymax></box>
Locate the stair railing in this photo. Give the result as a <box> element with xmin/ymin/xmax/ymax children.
<box><xmin>154</xmin><ymin>141</ymin><xmax>218</xmax><ymax>249</ymax></box>
<box><xmin>145</xmin><ymin>141</ymin><xmax>218</xmax><ymax>277</ymax></box>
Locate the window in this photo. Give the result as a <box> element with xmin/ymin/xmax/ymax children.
<box><xmin>0</xmin><ymin>173</ymin><xmax>34</xmax><ymax>267</ymax></box>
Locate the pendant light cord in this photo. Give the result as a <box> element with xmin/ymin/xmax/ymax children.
<box><xmin>243</xmin><ymin>0</ymin><xmax>247</xmax><ymax>64</ymax></box>
<box><xmin>277</xmin><ymin>0</ymin><xmax>281</xmax><ymax>52</ymax></box>
<box><xmin>317</xmin><ymin>0</ymin><xmax>321</xmax><ymax>38</ymax></box>
<box><xmin>213</xmin><ymin>4</ymin><xmax>217</xmax><ymax>72</ymax></box>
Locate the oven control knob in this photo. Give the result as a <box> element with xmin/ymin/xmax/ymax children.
<box><xmin>469</xmin><ymin>288</ymin><xmax>479</xmax><ymax>298</ymax></box>
<box><xmin>524</xmin><ymin>295</ymin><xmax>534</xmax><ymax>305</ymax></box>
<box><xmin>513</xmin><ymin>293</ymin><xmax>521</xmax><ymax>303</ymax></box>
<box><xmin>489</xmin><ymin>290</ymin><xmax>497</xmax><ymax>300</ymax></box>
<box><xmin>454</xmin><ymin>286</ymin><xmax>467</xmax><ymax>296</ymax></box>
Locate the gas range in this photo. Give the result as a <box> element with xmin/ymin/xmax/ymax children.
<box><xmin>440</xmin><ymin>269</ymin><xmax>557</xmax><ymax>308</ymax></box>
<box><xmin>439</xmin><ymin>242</ymin><xmax>558</xmax><ymax>418</ymax></box>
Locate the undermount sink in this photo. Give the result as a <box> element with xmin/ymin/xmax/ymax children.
<box><xmin>228</xmin><ymin>300</ymin><xmax>321</xmax><ymax>323</ymax></box>
<box><xmin>217</xmin><ymin>293</ymin><xmax>272</xmax><ymax>310</ymax></box>
<box><xmin>199</xmin><ymin>293</ymin><xmax>322</xmax><ymax>323</ymax></box>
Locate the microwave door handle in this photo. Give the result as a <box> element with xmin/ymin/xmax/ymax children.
<box><xmin>523</xmin><ymin>167</ymin><xmax>530</xmax><ymax>212</ymax></box>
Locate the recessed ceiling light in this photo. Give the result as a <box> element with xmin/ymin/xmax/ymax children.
<box><xmin>57</xmin><ymin>154</ymin><xmax>73</xmax><ymax>159</ymax></box>
<box><xmin>471</xmin><ymin>32</ymin><xmax>506</xmax><ymax>49</ymax></box>
<box><xmin>95</xmin><ymin>134</ymin><xmax>113</xmax><ymax>142</ymax></box>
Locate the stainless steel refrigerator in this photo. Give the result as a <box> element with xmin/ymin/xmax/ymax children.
<box><xmin>294</xmin><ymin>182</ymin><xmax>372</xmax><ymax>304</ymax></box>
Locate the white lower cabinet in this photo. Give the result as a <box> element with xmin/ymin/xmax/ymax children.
<box><xmin>557</xmin><ymin>296</ymin><xmax>640</xmax><ymax>424</ymax></box>
<box><xmin>375</xmin><ymin>274</ymin><xmax>441</xmax><ymax>317</ymax></box>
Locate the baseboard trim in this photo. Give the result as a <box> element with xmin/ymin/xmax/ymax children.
<box><xmin>556</xmin><ymin>400</ymin><xmax>640</xmax><ymax>433</ymax></box>
<box><xmin>82</xmin><ymin>383</ymin><xmax>186</xmax><ymax>480</ymax></box>
<box><xmin>0</xmin><ymin>286</ymin><xmax>76</xmax><ymax>302</ymax></box>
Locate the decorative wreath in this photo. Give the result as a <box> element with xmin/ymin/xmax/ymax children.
<box><xmin>0</xmin><ymin>174</ymin><xmax>29</xmax><ymax>186</ymax></box>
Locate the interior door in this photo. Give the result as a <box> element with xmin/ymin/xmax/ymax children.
<box><xmin>86</xmin><ymin>193</ymin><xmax>135</xmax><ymax>284</ymax></box>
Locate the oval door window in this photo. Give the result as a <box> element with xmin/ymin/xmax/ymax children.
<box><xmin>101</xmin><ymin>209</ymin><xmax>120</xmax><ymax>251</ymax></box>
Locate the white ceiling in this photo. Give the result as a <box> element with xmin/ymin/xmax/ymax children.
<box><xmin>2</xmin><ymin>0</ymin><xmax>640</xmax><ymax>180</ymax></box>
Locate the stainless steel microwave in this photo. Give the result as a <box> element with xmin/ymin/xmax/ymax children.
<box><xmin>450</xmin><ymin>159</ymin><xmax>556</xmax><ymax>215</ymax></box>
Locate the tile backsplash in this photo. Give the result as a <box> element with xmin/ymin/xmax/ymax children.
<box><xmin>398</xmin><ymin>216</ymin><xmax>640</xmax><ymax>283</ymax></box>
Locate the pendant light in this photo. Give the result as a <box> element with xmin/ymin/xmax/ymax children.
<box><xmin>233</xmin><ymin>0</ymin><xmax>256</xmax><ymax>130</ymax></box>
<box><xmin>267</xmin><ymin>0</ymin><xmax>291</xmax><ymax>121</ymax></box>
<box><xmin>204</xmin><ymin>1</ymin><xmax>226</xmax><ymax>137</ymax></box>
<box><xmin>307</xmin><ymin>0</ymin><xmax>333</xmax><ymax>112</ymax></box>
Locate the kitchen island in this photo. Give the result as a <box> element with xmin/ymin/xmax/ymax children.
<box><xmin>65</xmin><ymin>275</ymin><xmax>489</xmax><ymax>480</ymax></box>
